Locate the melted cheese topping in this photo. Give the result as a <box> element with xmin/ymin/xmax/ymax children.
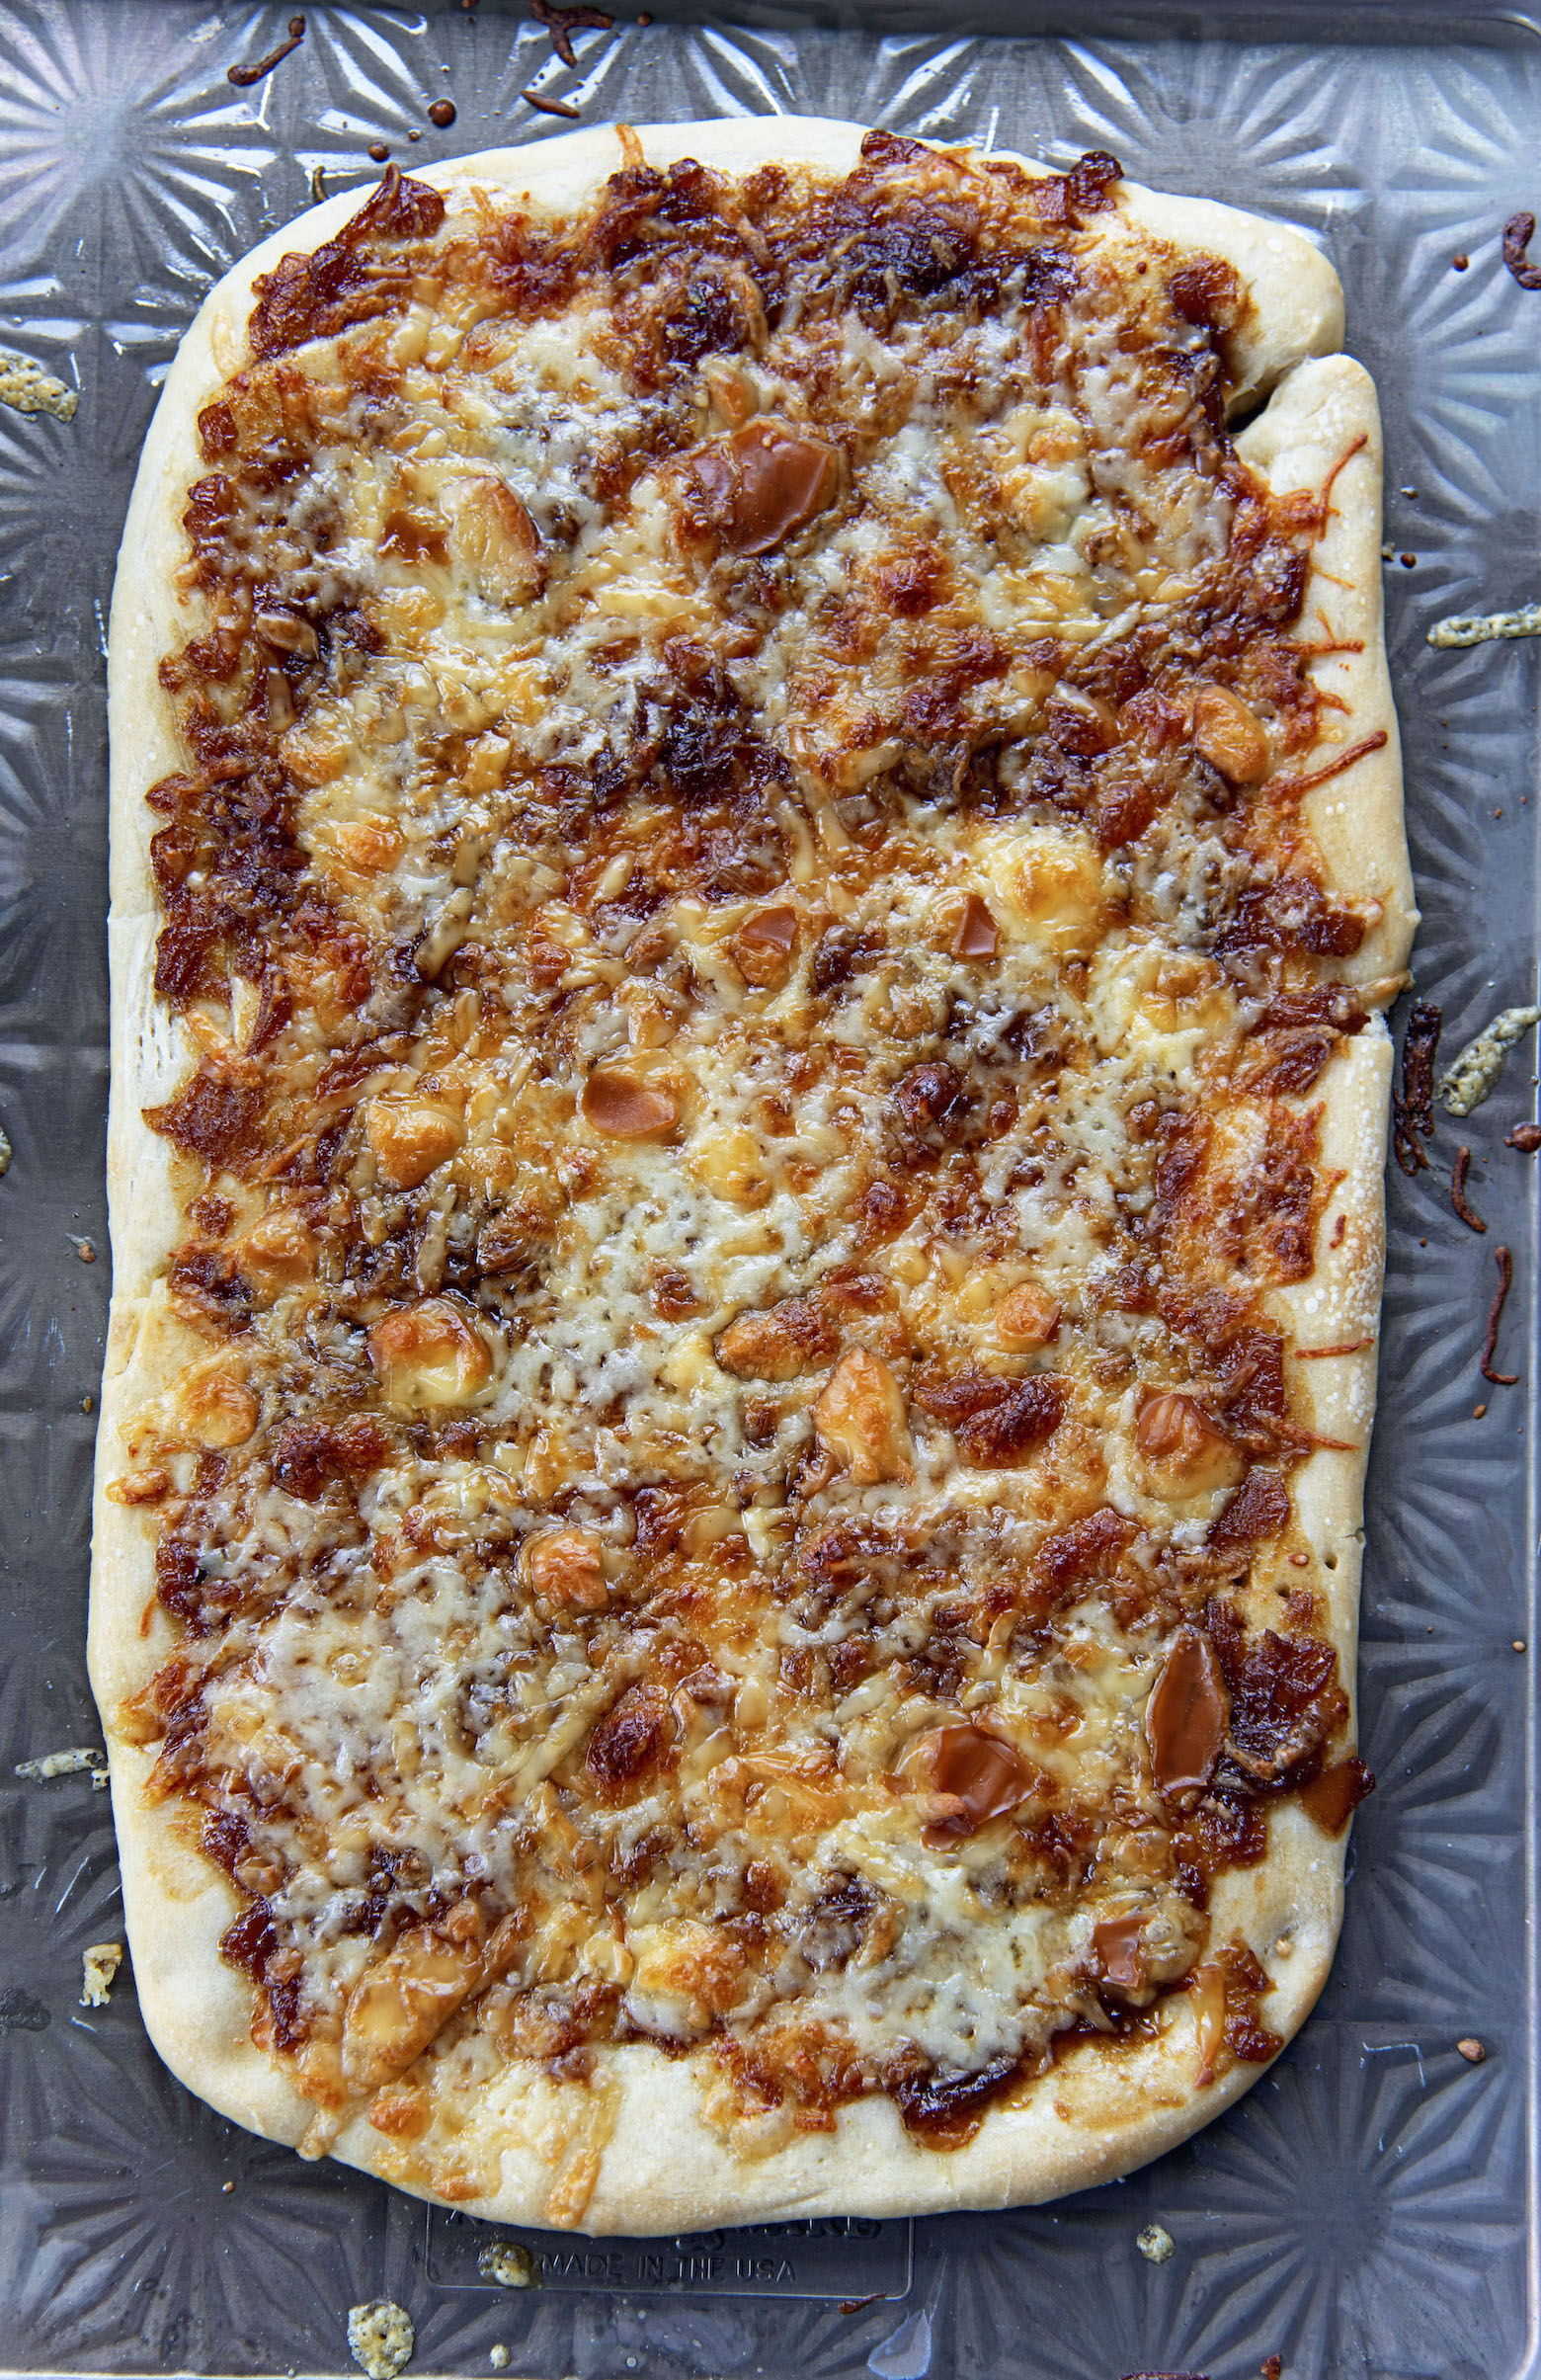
<box><xmin>119</xmin><ymin>137</ymin><xmax>1373</xmax><ymax>2209</ymax></box>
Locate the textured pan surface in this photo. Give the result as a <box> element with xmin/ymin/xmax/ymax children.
<box><xmin>0</xmin><ymin>3</ymin><xmax>1533</xmax><ymax>2375</ymax></box>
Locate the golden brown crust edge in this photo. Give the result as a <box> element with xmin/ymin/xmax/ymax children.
<box><xmin>93</xmin><ymin>119</ymin><xmax>1406</xmax><ymax>2231</ymax></box>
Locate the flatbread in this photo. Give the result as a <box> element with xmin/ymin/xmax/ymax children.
<box><xmin>94</xmin><ymin>119</ymin><xmax>1413</xmax><ymax>2233</ymax></box>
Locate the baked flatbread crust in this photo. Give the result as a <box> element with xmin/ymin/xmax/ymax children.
<box><xmin>94</xmin><ymin>119</ymin><xmax>1413</xmax><ymax>2231</ymax></box>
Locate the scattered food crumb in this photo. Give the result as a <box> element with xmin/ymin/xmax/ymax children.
<box><xmin>367</xmin><ymin>140</ymin><xmax>390</xmax><ymax>162</ymax></box>
<box><xmin>1136</xmin><ymin>2222</ymin><xmax>1175</xmax><ymax>2264</ymax></box>
<box><xmin>1514</xmin><ymin>1638</ymin><xmax>1527</xmax><ymax>1652</ymax></box>
<box><xmin>1261</xmin><ymin>2358</ymin><xmax>1282</xmax><ymax>2380</ymax></box>
<box><xmin>1273</xmin><ymin>1934</ymin><xmax>1293</xmax><ymax>1958</ymax></box>
<box><xmin>840</xmin><ymin>2294</ymin><xmax>882</xmax><ymax>2314</ymax></box>
<box><xmin>1441</xmin><ymin>1005</ymin><xmax>1541</xmax><ymax>1115</ymax></box>
<box><xmin>479</xmin><ymin>2241</ymin><xmax>537</xmax><ymax>2289</ymax></box>
<box><xmin>529</xmin><ymin>0</ymin><xmax>614</xmax><ymax>66</ymax></box>
<box><xmin>1474</xmin><ymin>1403</ymin><xmax>1487</xmax><ymax>1419</ymax></box>
<box><xmin>1456</xmin><ymin>2036</ymin><xmax>1487</xmax><ymax>2063</ymax></box>
<box><xmin>80</xmin><ymin>1393</ymin><xmax>94</xmax><ymax>1413</ymax></box>
<box><xmin>1394</xmin><ymin>1000</ymin><xmax>1441</xmax><ymax>1171</ymax></box>
<box><xmin>69</xmin><ymin>1234</ymin><xmax>95</xmax><ymax>1262</ymax></box>
<box><xmin>522</xmin><ymin>86</ymin><xmax>582</xmax><ymax>117</ymax></box>
<box><xmin>347</xmin><ymin>2302</ymin><xmax>414</xmax><ymax>2380</ymax></box>
<box><xmin>228</xmin><ymin>14</ymin><xmax>306</xmax><ymax>88</ymax></box>
<box><xmin>428</xmin><ymin>98</ymin><xmax>456</xmax><ymax>126</ymax></box>
<box><xmin>1429</xmin><ymin>601</ymin><xmax>1541</xmax><ymax>650</ymax></box>
<box><xmin>310</xmin><ymin>163</ymin><xmax>329</xmax><ymax>204</ymax></box>
<box><xmin>16</xmin><ymin>1746</ymin><xmax>106</xmax><ymax>1782</ymax></box>
<box><xmin>1400</xmin><ymin>552</ymin><xmax>1417</xmax><ymax>568</ymax></box>
<box><xmin>1503</xmin><ymin>209</ymin><xmax>1541</xmax><ymax>288</ymax></box>
<box><xmin>1451</xmin><ymin>1145</ymin><xmax>1487</xmax><ymax>1232</ymax></box>
<box><xmin>0</xmin><ymin>1123</ymin><xmax>11</xmax><ymax>1174</ymax></box>
<box><xmin>79</xmin><ymin>1941</ymin><xmax>122</xmax><ymax>2008</ymax></box>
<box><xmin>0</xmin><ymin>353</ymin><xmax>78</xmax><ymax>421</ymax></box>
<box><xmin>1482</xmin><ymin>1245</ymin><xmax>1519</xmax><ymax>1386</ymax></box>
<box><xmin>1452</xmin><ymin>252</ymin><xmax>1469</xmax><ymax>270</ymax></box>
<box><xmin>1506</xmin><ymin>1121</ymin><xmax>1541</xmax><ymax>1150</ymax></box>
<box><xmin>408</xmin><ymin>128</ymin><xmax>421</xmax><ymax>139</ymax></box>
<box><xmin>490</xmin><ymin>2351</ymin><xmax>510</xmax><ymax>2372</ymax></box>
<box><xmin>222</xmin><ymin>2178</ymin><xmax>235</xmax><ymax>2193</ymax></box>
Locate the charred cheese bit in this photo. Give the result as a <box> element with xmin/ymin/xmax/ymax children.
<box><xmin>716</xmin><ymin>1294</ymin><xmax>837</xmax><ymax>1380</ymax></box>
<box><xmin>999</xmin><ymin>834</ymin><xmax>1104</xmax><ymax>957</ymax></box>
<box><xmin>79</xmin><ymin>1941</ymin><xmax>122</xmax><ymax>2008</ymax></box>
<box><xmin>624</xmin><ymin>1919</ymin><xmax>746</xmax><ymax>2037</ymax></box>
<box><xmin>994</xmin><ymin>1281</ymin><xmax>1061</xmax><ymax>1350</ymax></box>
<box><xmin>239</xmin><ymin>1207</ymin><xmax>314</xmax><ymax>1292</ymax></box>
<box><xmin>344</xmin><ymin>1905</ymin><xmax>522</xmax><ymax>2089</ymax></box>
<box><xmin>1191</xmin><ymin>683</ymin><xmax>1269</xmax><ymax>785</ymax></box>
<box><xmin>813</xmin><ymin>1348</ymin><xmax>913</xmax><ymax>1484</ymax></box>
<box><xmin>330</xmin><ymin>816</ymin><xmax>405</xmax><ymax>874</ymax></box>
<box><xmin>367</xmin><ymin>1299</ymin><xmax>490</xmax><ymax>1408</ymax></box>
<box><xmin>176</xmin><ymin>1364</ymin><xmax>260</xmax><ymax>1449</ymax></box>
<box><xmin>366</xmin><ymin>1096</ymin><xmax>464</xmax><ymax>1190</ymax></box>
<box><xmin>524</xmin><ymin>1526</ymin><xmax>608</xmax><ymax>1610</ymax></box>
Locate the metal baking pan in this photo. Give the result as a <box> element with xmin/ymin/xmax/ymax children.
<box><xmin>0</xmin><ymin>1</ymin><xmax>1534</xmax><ymax>2372</ymax></box>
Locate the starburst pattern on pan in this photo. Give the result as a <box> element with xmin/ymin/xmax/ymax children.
<box><xmin>0</xmin><ymin>12</ymin><xmax>1533</xmax><ymax>2377</ymax></box>
<box><xmin>0</xmin><ymin>3</ymin><xmax>278</xmax><ymax>303</ymax></box>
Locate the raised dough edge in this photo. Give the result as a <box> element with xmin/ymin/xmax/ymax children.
<box><xmin>93</xmin><ymin>118</ymin><xmax>1398</xmax><ymax>2232</ymax></box>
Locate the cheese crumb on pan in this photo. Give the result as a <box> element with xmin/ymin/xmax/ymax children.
<box><xmin>1428</xmin><ymin>602</ymin><xmax>1541</xmax><ymax>649</ymax></box>
<box><xmin>79</xmin><ymin>1941</ymin><xmax>123</xmax><ymax>2008</ymax></box>
<box><xmin>16</xmin><ymin>1746</ymin><xmax>105</xmax><ymax>1781</ymax></box>
<box><xmin>1439</xmin><ymin>1005</ymin><xmax>1540</xmax><ymax>1115</ymax></box>
<box><xmin>347</xmin><ymin>2302</ymin><xmax>414</xmax><ymax>2380</ymax></box>
<box><xmin>0</xmin><ymin>351</ymin><xmax>77</xmax><ymax>421</ymax></box>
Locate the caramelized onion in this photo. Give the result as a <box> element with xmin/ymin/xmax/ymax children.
<box><xmin>1091</xmin><ymin>1913</ymin><xmax>1147</xmax><ymax>1997</ymax></box>
<box><xmin>910</xmin><ymin>1724</ymin><xmax>1031</xmax><ymax>1836</ymax></box>
<box><xmin>733</xmin><ymin>903</ymin><xmax>799</xmax><ymax>987</ymax></box>
<box><xmin>689</xmin><ymin>418</ymin><xmax>839</xmax><ymax>556</ymax></box>
<box><xmin>582</xmin><ymin>1070</ymin><xmax>679</xmax><ymax>1140</ymax></box>
<box><xmin>950</xmin><ymin>892</ymin><xmax>1000</xmax><ymax>960</ymax></box>
<box><xmin>1145</xmin><ymin>1626</ymin><xmax>1229</xmax><ymax>1801</ymax></box>
<box><xmin>1136</xmin><ymin>1390</ymin><xmax>1241</xmax><ymax>1494</ymax></box>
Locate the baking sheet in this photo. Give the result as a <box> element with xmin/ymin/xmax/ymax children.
<box><xmin>0</xmin><ymin>2</ymin><xmax>1535</xmax><ymax>2372</ymax></box>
